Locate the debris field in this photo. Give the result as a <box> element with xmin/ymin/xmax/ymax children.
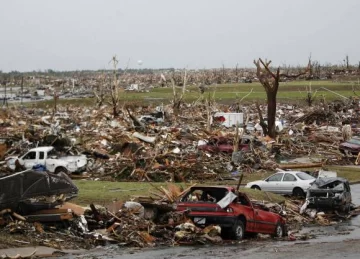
<box><xmin>0</xmin><ymin>96</ymin><xmax>359</xmax><ymax>254</ymax></box>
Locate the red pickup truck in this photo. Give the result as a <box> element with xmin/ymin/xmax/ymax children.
<box><xmin>176</xmin><ymin>186</ymin><xmax>286</xmax><ymax>240</ymax></box>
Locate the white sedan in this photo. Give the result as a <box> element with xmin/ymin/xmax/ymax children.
<box><xmin>245</xmin><ymin>171</ymin><xmax>315</xmax><ymax>197</ymax></box>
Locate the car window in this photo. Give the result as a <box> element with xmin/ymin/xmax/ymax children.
<box><xmin>348</xmin><ymin>138</ymin><xmax>360</xmax><ymax>145</ymax></box>
<box><xmin>23</xmin><ymin>151</ymin><xmax>36</xmax><ymax>160</ymax></box>
<box><xmin>267</xmin><ymin>173</ymin><xmax>284</xmax><ymax>182</ymax></box>
<box><xmin>48</xmin><ymin>149</ymin><xmax>57</xmax><ymax>158</ymax></box>
<box><xmin>181</xmin><ymin>188</ymin><xmax>227</xmax><ymax>202</ymax></box>
<box><xmin>182</xmin><ymin>190</ymin><xmax>204</xmax><ymax>202</ymax></box>
<box><xmin>283</xmin><ymin>173</ymin><xmax>297</xmax><ymax>182</ymax></box>
<box><xmin>296</xmin><ymin>172</ymin><xmax>315</xmax><ymax>180</ymax></box>
<box><xmin>39</xmin><ymin>152</ymin><xmax>45</xmax><ymax>159</ymax></box>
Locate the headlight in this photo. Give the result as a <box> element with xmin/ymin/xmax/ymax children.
<box><xmin>226</xmin><ymin>208</ymin><xmax>233</xmax><ymax>213</ymax></box>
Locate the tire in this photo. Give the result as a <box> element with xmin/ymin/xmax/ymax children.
<box><xmin>272</xmin><ymin>223</ymin><xmax>284</xmax><ymax>238</ymax></box>
<box><xmin>55</xmin><ymin>166</ymin><xmax>68</xmax><ymax>175</ymax></box>
<box><xmin>292</xmin><ymin>187</ymin><xmax>305</xmax><ymax>198</ymax></box>
<box><xmin>251</xmin><ymin>185</ymin><xmax>261</xmax><ymax>191</ymax></box>
<box><xmin>231</xmin><ymin>220</ymin><xmax>245</xmax><ymax>240</ymax></box>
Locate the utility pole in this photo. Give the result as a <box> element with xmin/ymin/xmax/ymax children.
<box><xmin>3</xmin><ymin>81</ymin><xmax>7</xmax><ymax>107</ymax></box>
<box><xmin>21</xmin><ymin>76</ymin><xmax>23</xmax><ymax>105</ymax></box>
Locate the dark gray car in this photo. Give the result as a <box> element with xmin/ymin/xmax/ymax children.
<box><xmin>306</xmin><ymin>177</ymin><xmax>352</xmax><ymax>212</ymax></box>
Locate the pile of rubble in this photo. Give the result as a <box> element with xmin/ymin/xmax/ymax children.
<box><xmin>0</xmin><ymin>181</ymin><xmax>226</xmax><ymax>250</ymax></box>
<box><xmin>1</xmin><ymin>179</ymin><xmax>359</xmax><ymax>251</ymax></box>
<box><xmin>0</xmin><ymin>99</ymin><xmax>359</xmax><ymax>253</ymax></box>
<box><xmin>0</xmin><ymin>99</ymin><xmax>358</xmax><ymax>182</ymax></box>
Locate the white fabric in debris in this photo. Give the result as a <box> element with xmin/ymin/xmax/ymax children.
<box><xmin>217</xmin><ymin>191</ymin><xmax>238</xmax><ymax>209</ymax></box>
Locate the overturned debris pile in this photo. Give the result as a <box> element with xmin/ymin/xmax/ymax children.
<box><xmin>0</xmin><ymin>99</ymin><xmax>359</xmax><ymax>183</ymax></box>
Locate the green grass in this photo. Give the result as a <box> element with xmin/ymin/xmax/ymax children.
<box><xmin>327</xmin><ymin>166</ymin><xmax>360</xmax><ymax>183</ymax></box>
<box><xmin>72</xmin><ymin>176</ymin><xmax>284</xmax><ymax>206</ymax></box>
<box><xmin>72</xmin><ymin>180</ymin><xmax>184</xmax><ymax>206</ymax></box>
<box><xmin>72</xmin><ymin>165</ymin><xmax>360</xmax><ymax>206</ymax></box>
<box><xmin>26</xmin><ymin>80</ymin><xmax>360</xmax><ymax>109</ymax></box>
<box><xmin>72</xmin><ymin>171</ymin><xmax>275</xmax><ymax>206</ymax></box>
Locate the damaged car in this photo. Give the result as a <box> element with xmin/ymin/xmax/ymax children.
<box><xmin>176</xmin><ymin>186</ymin><xmax>287</xmax><ymax>240</ymax></box>
<box><xmin>305</xmin><ymin>177</ymin><xmax>352</xmax><ymax>212</ymax></box>
<box><xmin>6</xmin><ymin>146</ymin><xmax>88</xmax><ymax>174</ymax></box>
<box><xmin>339</xmin><ymin>137</ymin><xmax>360</xmax><ymax>156</ymax></box>
<box><xmin>0</xmin><ymin>169</ymin><xmax>78</xmax><ymax>214</ymax></box>
<box><xmin>197</xmin><ymin>136</ymin><xmax>262</xmax><ymax>154</ymax></box>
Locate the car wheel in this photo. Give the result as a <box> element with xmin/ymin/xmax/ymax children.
<box><xmin>231</xmin><ymin>220</ymin><xmax>245</xmax><ymax>240</ymax></box>
<box><xmin>292</xmin><ymin>187</ymin><xmax>305</xmax><ymax>198</ymax></box>
<box><xmin>251</xmin><ymin>185</ymin><xmax>261</xmax><ymax>191</ymax></box>
<box><xmin>272</xmin><ymin>223</ymin><xmax>284</xmax><ymax>238</ymax></box>
<box><xmin>55</xmin><ymin>167</ymin><xmax>68</xmax><ymax>175</ymax></box>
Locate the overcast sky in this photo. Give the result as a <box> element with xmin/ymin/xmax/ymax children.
<box><xmin>0</xmin><ymin>0</ymin><xmax>359</xmax><ymax>72</ymax></box>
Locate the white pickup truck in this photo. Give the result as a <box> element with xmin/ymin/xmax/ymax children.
<box><xmin>6</xmin><ymin>146</ymin><xmax>87</xmax><ymax>174</ymax></box>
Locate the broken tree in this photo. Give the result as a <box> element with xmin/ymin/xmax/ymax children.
<box><xmin>254</xmin><ymin>58</ymin><xmax>309</xmax><ymax>138</ymax></box>
<box><xmin>109</xmin><ymin>55</ymin><xmax>120</xmax><ymax>117</ymax></box>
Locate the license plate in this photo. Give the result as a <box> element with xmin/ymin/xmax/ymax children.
<box><xmin>194</xmin><ymin>217</ymin><xmax>206</xmax><ymax>224</ymax></box>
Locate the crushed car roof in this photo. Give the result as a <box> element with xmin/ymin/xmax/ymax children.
<box><xmin>311</xmin><ymin>177</ymin><xmax>349</xmax><ymax>188</ymax></box>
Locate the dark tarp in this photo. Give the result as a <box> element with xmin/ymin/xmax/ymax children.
<box><xmin>0</xmin><ymin>170</ymin><xmax>78</xmax><ymax>213</ymax></box>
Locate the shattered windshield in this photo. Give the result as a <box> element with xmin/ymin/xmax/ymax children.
<box><xmin>296</xmin><ymin>172</ymin><xmax>315</xmax><ymax>180</ymax></box>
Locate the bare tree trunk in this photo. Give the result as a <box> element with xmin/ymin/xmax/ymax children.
<box><xmin>266</xmin><ymin>91</ymin><xmax>277</xmax><ymax>138</ymax></box>
<box><xmin>172</xmin><ymin>68</ymin><xmax>187</xmax><ymax>116</ymax></box>
<box><xmin>235</xmin><ymin>63</ymin><xmax>239</xmax><ymax>83</ymax></box>
<box><xmin>52</xmin><ymin>91</ymin><xmax>58</xmax><ymax>116</ymax></box>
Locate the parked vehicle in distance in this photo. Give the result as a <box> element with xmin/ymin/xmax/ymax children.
<box><xmin>197</xmin><ymin>135</ymin><xmax>262</xmax><ymax>154</ymax></box>
<box><xmin>339</xmin><ymin>137</ymin><xmax>360</xmax><ymax>155</ymax></box>
<box><xmin>176</xmin><ymin>186</ymin><xmax>287</xmax><ymax>240</ymax></box>
<box><xmin>245</xmin><ymin>171</ymin><xmax>316</xmax><ymax>197</ymax></box>
<box><xmin>306</xmin><ymin>177</ymin><xmax>352</xmax><ymax>212</ymax></box>
<box><xmin>6</xmin><ymin>146</ymin><xmax>87</xmax><ymax>174</ymax></box>
<box><xmin>54</xmin><ymin>112</ymin><xmax>70</xmax><ymax>120</ymax></box>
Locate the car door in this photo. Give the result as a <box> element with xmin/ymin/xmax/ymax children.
<box><xmin>278</xmin><ymin>173</ymin><xmax>297</xmax><ymax>194</ymax></box>
<box><xmin>253</xmin><ymin>207</ymin><xmax>275</xmax><ymax>233</ymax></box>
<box><xmin>37</xmin><ymin>151</ymin><xmax>46</xmax><ymax>166</ymax></box>
<box><xmin>262</xmin><ymin>173</ymin><xmax>284</xmax><ymax>193</ymax></box>
<box><xmin>22</xmin><ymin>151</ymin><xmax>37</xmax><ymax>169</ymax></box>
